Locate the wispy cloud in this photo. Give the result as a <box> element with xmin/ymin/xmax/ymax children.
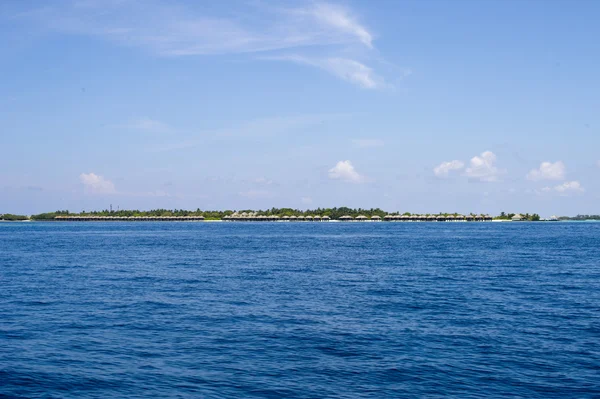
<box><xmin>263</xmin><ymin>55</ymin><xmax>385</xmax><ymax>89</ymax></box>
<box><xmin>300</xmin><ymin>3</ymin><xmax>373</xmax><ymax>48</ymax></box>
<box><xmin>25</xmin><ymin>1</ymin><xmax>373</xmax><ymax>55</ymax></box>
<box><xmin>19</xmin><ymin>1</ymin><xmax>399</xmax><ymax>87</ymax></box>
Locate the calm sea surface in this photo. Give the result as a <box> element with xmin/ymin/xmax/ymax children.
<box><xmin>1</xmin><ymin>222</ymin><xmax>599</xmax><ymax>398</ymax></box>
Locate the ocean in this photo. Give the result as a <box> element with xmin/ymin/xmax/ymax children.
<box><xmin>1</xmin><ymin>222</ymin><xmax>599</xmax><ymax>398</ymax></box>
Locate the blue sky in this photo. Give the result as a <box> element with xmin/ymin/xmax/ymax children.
<box><xmin>1</xmin><ymin>0</ymin><xmax>599</xmax><ymax>216</ymax></box>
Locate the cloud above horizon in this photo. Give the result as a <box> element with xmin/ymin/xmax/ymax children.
<box><xmin>527</xmin><ymin>161</ymin><xmax>566</xmax><ymax>181</ymax></box>
<box><xmin>542</xmin><ymin>181</ymin><xmax>584</xmax><ymax>195</ymax></box>
<box><xmin>434</xmin><ymin>160</ymin><xmax>464</xmax><ymax>178</ymax></box>
<box><xmin>79</xmin><ymin>173</ymin><xmax>116</xmax><ymax>194</ymax></box>
<box><xmin>22</xmin><ymin>0</ymin><xmax>391</xmax><ymax>88</ymax></box>
<box><xmin>433</xmin><ymin>151</ymin><xmax>503</xmax><ymax>181</ymax></box>
<box><xmin>328</xmin><ymin>160</ymin><xmax>364</xmax><ymax>183</ymax></box>
<box><xmin>465</xmin><ymin>151</ymin><xmax>503</xmax><ymax>182</ymax></box>
<box><xmin>263</xmin><ymin>55</ymin><xmax>385</xmax><ymax>89</ymax></box>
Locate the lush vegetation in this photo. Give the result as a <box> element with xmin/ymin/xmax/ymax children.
<box><xmin>30</xmin><ymin>210</ymin><xmax>71</xmax><ymax>220</ymax></box>
<box><xmin>30</xmin><ymin>208</ymin><xmax>495</xmax><ymax>220</ymax></box>
<box><xmin>494</xmin><ymin>212</ymin><xmax>541</xmax><ymax>221</ymax></box>
<box><xmin>0</xmin><ymin>213</ymin><xmax>29</xmax><ymax>221</ymax></box>
<box><xmin>559</xmin><ymin>215</ymin><xmax>600</xmax><ymax>221</ymax></box>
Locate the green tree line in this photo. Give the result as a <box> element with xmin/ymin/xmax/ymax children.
<box><xmin>0</xmin><ymin>213</ymin><xmax>29</xmax><ymax>221</ymax></box>
<box><xmin>494</xmin><ymin>212</ymin><xmax>541</xmax><ymax>221</ymax></box>
<box><xmin>30</xmin><ymin>208</ymin><xmax>501</xmax><ymax>220</ymax></box>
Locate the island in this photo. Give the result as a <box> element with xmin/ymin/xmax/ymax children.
<box><xmin>0</xmin><ymin>208</ymin><xmax>560</xmax><ymax>222</ymax></box>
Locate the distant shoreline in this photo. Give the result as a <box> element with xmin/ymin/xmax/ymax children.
<box><xmin>5</xmin><ymin>209</ymin><xmax>598</xmax><ymax>222</ymax></box>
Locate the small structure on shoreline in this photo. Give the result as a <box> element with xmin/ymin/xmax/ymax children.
<box><xmin>50</xmin><ymin>212</ymin><xmax>495</xmax><ymax>222</ymax></box>
<box><xmin>54</xmin><ymin>215</ymin><xmax>206</xmax><ymax>221</ymax></box>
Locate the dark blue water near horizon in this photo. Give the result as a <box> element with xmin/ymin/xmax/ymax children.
<box><xmin>1</xmin><ymin>222</ymin><xmax>599</xmax><ymax>398</ymax></box>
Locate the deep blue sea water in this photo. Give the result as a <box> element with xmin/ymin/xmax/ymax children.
<box><xmin>1</xmin><ymin>222</ymin><xmax>599</xmax><ymax>398</ymax></box>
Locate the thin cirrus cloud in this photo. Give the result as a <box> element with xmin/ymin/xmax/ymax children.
<box><xmin>262</xmin><ymin>55</ymin><xmax>385</xmax><ymax>89</ymax></box>
<box><xmin>526</xmin><ymin>161</ymin><xmax>565</xmax><ymax>181</ymax></box>
<box><xmin>328</xmin><ymin>160</ymin><xmax>364</xmax><ymax>183</ymax></box>
<box><xmin>21</xmin><ymin>1</ymin><xmax>390</xmax><ymax>88</ymax></box>
<box><xmin>303</xmin><ymin>2</ymin><xmax>373</xmax><ymax>48</ymax></box>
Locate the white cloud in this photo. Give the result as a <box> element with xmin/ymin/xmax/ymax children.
<box><xmin>328</xmin><ymin>160</ymin><xmax>364</xmax><ymax>183</ymax></box>
<box><xmin>433</xmin><ymin>160</ymin><xmax>464</xmax><ymax>178</ymax></box>
<box><xmin>526</xmin><ymin>161</ymin><xmax>565</xmax><ymax>181</ymax></box>
<box><xmin>551</xmin><ymin>181</ymin><xmax>585</xmax><ymax>195</ymax></box>
<box><xmin>301</xmin><ymin>196</ymin><xmax>313</xmax><ymax>205</ymax></box>
<box><xmin>351</xmin><ymin>138</ymin><xmax>384</xmax><ymax>148</ymax></box>
<box><xmin>26</xmin><ymin>1</ymin><xmax>373</xmax><ymax>55</ymax></box>
<box><xmin>265</xmin><ymin>55</ymin><xmax>384</xmax><ymax>89</ymax></box>
<box><xmin>465</xmin><ymin>151</ymin><xmax>502</xmax><ymax>182</ymax></box>
<box><xmin>306</xmin><ymin>3</ymin><xmax>373</xmax><ymax>48</ymax></box>
<box><xmin>79</xmin><ymin>172</ymin><xmax>116</xmax><ymax>194</ymax></box>
<box><xmin>21</xmin><ymin>2</ymin><xmax>400</xmax><ymax>88</ymax></box>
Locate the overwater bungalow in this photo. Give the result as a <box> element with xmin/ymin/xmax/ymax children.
<box><xmin>339</xmin><ymin>215</ymin><xmax>353</xmax><ymax>221</ymax></box>
<box><xmin>371</xmin><ymin>215</ymin><xmax>381</xmax><ymax>221</ymax></box>
<box><xmin>356</xmin><ymin>215</ymin><xmax>368</xmax><ymax>222</ymax></box>
<box><xmin>54</xmin><ymin>215</ymin><xmax>205</xmax><ymax>221</ymax></box>
<box><xmin>322</xmin><ymin>216</ymin><xmax>331</xmax><ymax>221</ymax></box>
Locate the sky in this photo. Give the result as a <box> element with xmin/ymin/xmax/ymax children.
<box><xmin>1</xmin><ymin>0</ymin><xmax>599</xmax><ymax>216</ymax></box>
